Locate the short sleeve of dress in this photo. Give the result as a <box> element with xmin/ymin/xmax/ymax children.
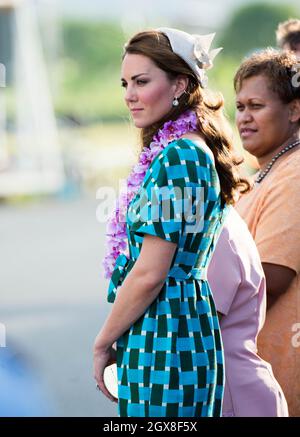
<box><xmin>255</xmin><ymin>161</ymin><xmax>300</xmax><ymax>274</ymax></box>
<box><xmin>128</xmin><ymin>138</ymin><xmax>218</xmax><ymax>245</ymax></box>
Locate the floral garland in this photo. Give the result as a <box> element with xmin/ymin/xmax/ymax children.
<box><xmin>102</xmin><ymin>110</ymin><xmax>198</xmax><ymax>279</ymax></box>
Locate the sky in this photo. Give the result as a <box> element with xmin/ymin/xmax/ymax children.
<box><xmin>58</xmin><ymin>0</ymin><xmax>300</xmax><ymax>32</ymax></box>
<box><xmin>59</xmin><ymin>0</ymin><xmax>252</xmax><ymax>31</ymax></box>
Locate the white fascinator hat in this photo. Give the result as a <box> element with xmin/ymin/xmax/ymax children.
<box><xmin>157</xmin><ymin>27</ymin><xmax>222</xmax><ymax>88</ymax></box>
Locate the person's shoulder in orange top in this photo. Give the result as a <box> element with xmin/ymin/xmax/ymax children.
<box><xmin>237</xmin><ymin>148</ymin><xmax>300</xmax><ymax>275</ymax></box>
<box><xmin>236</xmin><ymin>148</ymin><xmax>300</xmax><ymax>417</ymax></box>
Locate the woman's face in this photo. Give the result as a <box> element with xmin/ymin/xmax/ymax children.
<box><xmin>121</xmin><ymin>53</ymin><xmax>179</xmax><ymax>128</ymax></box>
<box><xmin>235</xmin><ymin>75</ymin><xmax>294</xmax><ymax>158</ymax></box>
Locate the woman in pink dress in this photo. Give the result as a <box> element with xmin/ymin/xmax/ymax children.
<box><xmin>208</xmin><ymin>207</ymin><xmax>288</xmax><ymax>417</ymax></box>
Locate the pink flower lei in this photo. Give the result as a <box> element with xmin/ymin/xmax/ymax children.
<box><xmin>102</xmin><ymin>109</ymin><xmax>198</xmax><ymax>279</ymax></box>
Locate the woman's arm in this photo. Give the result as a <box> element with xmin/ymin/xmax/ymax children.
<box><xmin>95</xmin><ymin>234</ymin><xmax>177</xmax><ymax>350</ymax></box>
<box><xmin>262</xmin><ymin>262</ymin><xmax>296</xmax><ymax>310</ymax></box>
<box><xmin>93</xmin><ymin>235</ymin><xmax>177</xmax><ymax>399</ymax></box>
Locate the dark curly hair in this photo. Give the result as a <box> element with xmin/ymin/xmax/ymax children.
<box><xmin>234</xmin><ymin>49</ymin><xmax>300</xmax><ymax>108</ymax></box>
<box><xmin>276</xmin><ymin>18</ymin><xmax>300</xmax><ymax>51</ymax></box>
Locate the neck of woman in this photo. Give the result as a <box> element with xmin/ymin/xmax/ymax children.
<box><xmin>257</xmin><ymin>133</ymin><xmax>300</xmax><ymax>172</ymax></box>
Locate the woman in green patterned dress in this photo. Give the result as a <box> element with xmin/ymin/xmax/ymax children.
<box><xmin>93</xmin><ymin>28</ymin><xmax>250</xmax><ymax>417</ymax></box>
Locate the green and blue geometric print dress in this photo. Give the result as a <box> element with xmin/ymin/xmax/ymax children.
<box><xmin>107</xmin><ymin>138</ymin><xmax>227</xmax><ymax>417</ymax></box>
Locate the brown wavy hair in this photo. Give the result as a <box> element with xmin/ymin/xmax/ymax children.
<box><xmin>123</xmin><ymin>30</ymin><xmax>250</xmax><ymax>205</ymax></box>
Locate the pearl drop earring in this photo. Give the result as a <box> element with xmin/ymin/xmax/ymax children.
<box><xmin>172</xmin><ymin>97</ymin><xmax>179</xmax><ymax>107</ymax></box>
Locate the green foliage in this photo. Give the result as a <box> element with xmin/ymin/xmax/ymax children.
<box><xmin>62</xmin><ymin>20</ymin><xmax>124</xmax><ymax>78</ymax></box>
<box><xmin>208</xmin><ymin>55</ymin><xmax>240</xmax><ymax>120</ymax></box>
<box><xmin>56</xmin><ymin>20</ymin><xmax>126</xmax><ymax>121</ymax></box>
<box><xmin>55</xmin><ymin>71</ymin><xmax>128</xmax><ymax>122</ymax></box>
<box><xmin>56</xmin><ymin>3</ymin><xmax>300</xmax><ymax>122</ymax></box>
<box><xmin>218</xmin><ymin>2</ymin><xmax>299</xmax><ymax>59</ymax></box>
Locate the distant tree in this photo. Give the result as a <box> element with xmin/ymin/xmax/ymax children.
<box><xmin>62</xmin><ymin>21</ymin><xmax>124</xmax><ymax>78</ymax></box>
<box><xmin>56</xmin><ymin>21</ymin><xmax>127</xmax><ymax>121</ymax></box>
<box><xmin>219</xmin><ymin>2</ymin><xmax>300</xmax><ymax>59</ymax></box>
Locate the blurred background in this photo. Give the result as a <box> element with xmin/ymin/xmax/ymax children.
<box><xmin>0</xmin><ymin>0</ymin><xmax>299</xmax><ymax>417</ymax></box>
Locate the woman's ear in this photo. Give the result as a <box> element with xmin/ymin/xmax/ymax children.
<box><xmin>288</xmin><ymin>99</ymin><xmax>300</xmax><ymax>123</ymax></box>
<box><xmin>174</xmin><ymin>75</ymin><xmax>189</xmax><ymax>98</ymax></box>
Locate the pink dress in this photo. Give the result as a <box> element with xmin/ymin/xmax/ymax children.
<box><xmin>208</xmin><ymin>207</ymin><xmax>288</xmax><ymax>417</ymax></box>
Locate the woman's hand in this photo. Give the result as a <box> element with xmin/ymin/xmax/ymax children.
<box><xmin>93</xmin><ymin>339</ymin><xmax>118</xmax><ymax>403</ymax></box>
